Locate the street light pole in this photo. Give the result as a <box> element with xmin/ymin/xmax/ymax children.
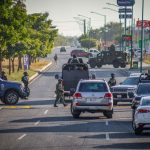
<box><xmin>91</xmin><ymin>11</ymin><xmax>107</xmax><ymax>50</ymax></box>
<box><xmin>140</xmin><ymin>0</ymin><xmax>144</xmax><ymax>73</ymax></box>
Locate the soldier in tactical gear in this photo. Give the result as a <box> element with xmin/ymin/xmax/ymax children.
<box><xmin>22</xmin><ymin>71</ymin><xmax>29</xmax><ymax>89</ymax></box>
<box><xmin>54</xmin><ymin>78</ymin><xmax>67</xmax><ymax>107</ymax></box>
<box><xmin>70</xmin><ymin>54</ymin><xmax>80</xmax><ymax>64</ymax></box>
<box><xmin>108</xmin><ymin>73</ymin><xmax>116</xmax><ymax>87</ymax></box>
<box><xmin>0</xmin><ymin>71</ymin><xmax>7</xmax><ymax>80</ymax></box>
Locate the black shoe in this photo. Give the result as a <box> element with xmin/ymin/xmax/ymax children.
<box><xmin>54</xmin><ymin>105</ymin><xmax>58</xmax><ymax>107</ymax></box>
<box><xmin>64</xmin><ymin>104</ymin><xmax>68</xmax><ymax>107</ymax></box>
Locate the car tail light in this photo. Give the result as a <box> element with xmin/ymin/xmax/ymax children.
<box><xmin>73</xmin><ymin>92</ymin><xmax>82</xmax><ymax>99</ymax></box>
<box><xmin>104</xmin><ymin>93</ymin><xmax>112</xmax><ymax>99</ymax></box>
<box><xmin>137</xmin><ymin>109</ymin><xmax>150</xmax><ymax>113</ymax></box>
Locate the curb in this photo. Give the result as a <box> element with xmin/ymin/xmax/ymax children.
<box><xmin>29</xmin><ymin>61</ymin><xmax>52</xmax><ymax>82</ymax></box>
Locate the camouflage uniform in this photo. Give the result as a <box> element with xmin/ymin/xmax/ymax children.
<box><xmin>108</xmin><ymin>77</ymin><xmax>116</xmax><ymax>87</ymax></box>
<box><xmin>54</xmin><ymin>80</ymin><xmax>67</xmax><ymax>107</ymax></box>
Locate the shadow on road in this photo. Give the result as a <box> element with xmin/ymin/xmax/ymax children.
<box><xmin>93</xmin><ymin>141</ymin><xmax>150</xmax><ymax>149</ymax></box>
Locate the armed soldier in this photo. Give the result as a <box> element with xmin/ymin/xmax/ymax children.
<box><xmin>70</xmin><ymin>55</ymin><xmax>80</xmax><ymax>64</ymax></box>
<box><xmin>0</xmin><ymin>71</ymin><xmax>7</xmax><ymax>80</ymax></box>
<box><xmin>54</xmin><ymin>78</ymin><xmax>67</xmax><ymax>107</ymax></box>
<box><xmin>108</xmin><ymin>73</ymin><xmax>116</xmax><ymax>87</ymax></box>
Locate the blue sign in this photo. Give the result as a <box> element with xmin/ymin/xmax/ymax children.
<box><xmin>117</xmin><ymin>0</ymin><xmax>135</xmax><ymax>6</ymax></box>
<box><xmin>119</xmin><ymin>8</ymin><xmax>132</xmax><ymax>13</ymax></box>
<box><xmin>119</xmin><ymin>14</ymin><xmax>132</xmax><ymax>19</ymax></box>
<box><xmin>23</xmin><ymin>55</ymin><xmax>29</xmax><ymax>70</ymax></box>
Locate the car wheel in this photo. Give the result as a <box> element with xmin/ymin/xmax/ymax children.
<box><xmin>71</xmin><ymin>102</ymin><xmax>81</xmax><ymax>118</ymax></box>
<box><xmin>132</xmin><ymin>120</ymin><xmax>143</xmax><ymax>135</ymax></box>
<box><xmin>103</xmin><ymin>110</ymin><xmax>113</xmax><ymax>118</ymax></box>
<box><xmin>120</xmin><ymin>63</ymin><xmax>126</xmax><ymax>68</ymax></box>
<box><xmin>113</xmin><ymin>61</ymin><xmax>119</xmax><ymax>68</ymax></box>
<box><xmin>4</xmin><ymin>90</ymin><xmax>19</xmax><ymax>105</ymax></box>
<box><xmin>90</xmin><ymin>63</ymin><xmax>96</xmax><ymax>68</ymax></box>
<box><xmin>97</xmin><ymin>63</ymin><xmax>102</xmax><ymax>68</ymax></box>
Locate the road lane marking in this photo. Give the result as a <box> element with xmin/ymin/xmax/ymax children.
<box><xmin>44</xmin><ymin>110</ymin><xmax>48</xmax><ymax>115</ymax></box>
<box><xmin>34</xmin><ymin>121</ymin><xmax>40</xmax><ymax>126</ymax></box>
<box><xmin>18</xmin><ymin>134</ymin><xmax>26</xmax><ymax>140</ymax></box>
<box><xmin>3</xmin><ymin>106</ymin><xmax>32</xmax><ymax>109</ymax></box>
<box><xmin>106</xmin><ymin>133</ymin><xmax>110</xmax><ymax>141</ymax></box>
<box><xmin>106</xmin><ymin>121</ymin><xmax>109</xmax><ymax>126</ymax></box>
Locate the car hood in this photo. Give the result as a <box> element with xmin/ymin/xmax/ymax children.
<box><xmin>2</xmin><ymin>80</ymin><xmax>21</xmax><ymax>86</ymax></box>
<box><xmin>112</xmin><ymin>85</ymin><xmax>137</xmax><ymax>89</ymax></box>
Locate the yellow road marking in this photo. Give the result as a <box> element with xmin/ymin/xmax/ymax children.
<box><xmin>3</xmin><ymin>106</ymin><xmax>32</xmax><ymax>109</ymax></box>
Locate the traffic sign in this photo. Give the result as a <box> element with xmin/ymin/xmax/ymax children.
<box><xmin>117</xmin><ymin>0</ymin><xmax>135</xmax><ymax>6</ymax></box>
<box><xmin>122</xmin><ymin>35</ymin><xmax>132</xmax><ymax>41</ymax></box>
<box><xmin>136</xmin><ymin>20</ymin><xmax>150</xmax><ymax>28</ymax></box>
<box><xmin>119</xmin><ymin>8</ymin><xmax>132</xmax><ymax>13</ymax></box>
<box><xmin>119</xmin><ymin>14</ymin><xmax>132</xmax><ymax>19</ymax></box>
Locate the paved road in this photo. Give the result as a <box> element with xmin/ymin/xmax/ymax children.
<box><xmin>0</xmin><ymin>47</ymin><xmax>150</xmax><ymax>150</ymax></box>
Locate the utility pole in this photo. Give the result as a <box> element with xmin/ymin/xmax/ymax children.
<box><xmin>83</xmin><ymin>19</ymin><xmax>86</xmax><ymax>36</ymax></box>
<box><xmin>140</xmin><ymin>0</ymin><xmax>144</xmax><ymax>73</ymax></box>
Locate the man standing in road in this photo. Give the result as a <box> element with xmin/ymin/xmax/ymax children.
<box><xmin>54</xmin><ymin>78</ymin><xmax>67</xmax><ymax>107</ymax></box>
<box><xmin>108</xmin><ymin>73</ymin><xmax>116</xmax><ymax>87</ymax></box>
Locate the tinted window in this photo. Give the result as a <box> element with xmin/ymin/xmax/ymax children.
<box><xmin>122</xmin><ymin>77</ymin><xmax>139</xmax><ymax>85</ymax></box>
<box><xmin>137</xmin><ymin>84</ymin><xmax>150</xmax><ymax>94</ymax></box>
<box><xmin>141</xmin><ymin>99</ymin><xmax>150</xmax><ymax>106</ymax></box>
<box><xmin>79</xmin><ymin>82</ymin><xmax>108</xmax><ymax>92</ymax></box>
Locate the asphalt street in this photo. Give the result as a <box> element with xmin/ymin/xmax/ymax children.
<box><xmin>0</xmin><ymin>47</ymin><xmax>150</xmax><ymax>150</ymax></box>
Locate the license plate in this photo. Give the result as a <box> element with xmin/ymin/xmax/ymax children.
<box><xmin>86</xmin><ymin>98</ymin><xmax>96</xmax><ymax>102</ymax></box>
<box><xmin>117</xmin><ymin>95</ymin><xmax>122</xmax><ymax>98</ymax></box>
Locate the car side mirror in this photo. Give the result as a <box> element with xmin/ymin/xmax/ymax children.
<box><xmin>55</xmin><ymin>74</ymin><xmax>59</xmax><ymax>79</ymax></box>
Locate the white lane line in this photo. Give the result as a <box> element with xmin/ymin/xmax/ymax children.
<box><xmin>106</xmin><ymin>120</ymin><xmax>109</xmax><ymax>126</ymax></box>
<box><xmin>34</xmin><ymin>121</ymin><xmax>40</xmax><ymax>126</ymax></box>
<box><xmin>44</xmin><ymin>110</ymin><xmax>48</xmax><ymax>115</ymax></box>
<box><xmin>18</xmin><ymin>134</ymin><xmax>26</xmax><ymax>140</ymax></box>
<box><xmin>106</xmin><ymin>133</ymin><xmax>110</xmax><ymax>141</ymax></box>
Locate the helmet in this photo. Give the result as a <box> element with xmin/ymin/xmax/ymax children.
<box><xmin>58</xmin><ymin>78</ymin><xmax>63</xmax><ymax>82</ymax></box>
<box><xmin>111</xmin><ymin>73</ymin><xmax>115</xmax><ymax>77</ymax></box>
<box><xmin>24</xmin><ymin>71</ymin><xmax>28</xmax><ymax>76</ymax></box>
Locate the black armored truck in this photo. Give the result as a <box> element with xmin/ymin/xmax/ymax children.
<box><xmin>55</xmin><ymin>58</ymin><xmax>95</xmax><ymax>97</ymax></box>
<box><xmin>88</xmin><ymin>45</ymin><xmax>128</xmax><ymax>68</ymax></box>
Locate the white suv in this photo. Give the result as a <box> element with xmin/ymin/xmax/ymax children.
<box><xmin>71</xmin><ymin>79</ymin><xmax>113</xmax><ymax>118</ymax></box>
<box><xmin>89</xmin><ymin>49</ymin><xmax>99</xmax><ymax>57</ymax></box>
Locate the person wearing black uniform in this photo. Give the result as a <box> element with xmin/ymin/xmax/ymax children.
<box><xmin>70</xmin><ymin>55</ymin><xmax>80</xmax><ymax>64</ymax></box>
<box><xmin>1</xmin><ymin>71</ymin><xmax>7</xmax><ymax>80</ymax></box>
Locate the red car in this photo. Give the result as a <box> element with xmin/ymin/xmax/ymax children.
<box><xmin>71</xmin><ymin>49</ymin><xmax>91</xmax><ymax>58</ymax></box>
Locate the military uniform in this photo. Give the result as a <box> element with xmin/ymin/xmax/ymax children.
<box><xmin>108</xmin><ymin>78</ymin><xmax>116</xmax><ymax>87</ymax></box>
<box><xmin>54</xmin><ymin>80</ymin><xmax>67</xmax><ymax>107</ymax></box>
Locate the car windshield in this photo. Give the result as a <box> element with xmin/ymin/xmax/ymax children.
<box><xmin>122</xmin><ymin>77</ymin><xmax>139</xmax><ymax>85</ymax></box>
<box><xmin>137</xmin><ymin>84</ymin><xmax>150</xmax><ymax>95</ymax></box>
<box><xmin>79</xmin><ymin>82</ymin><xmax>108</xmax><ymax>92</ymax></box>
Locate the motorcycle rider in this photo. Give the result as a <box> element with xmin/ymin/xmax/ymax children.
<box><xmin>54</xmin><ymin>78</ymin><xmax>67</xmax><ymax>107</ymax></box>
<box><xmin>108</xmin><ymin>73</ymin><xmax>116</xmax><ymax>87</ymax></box>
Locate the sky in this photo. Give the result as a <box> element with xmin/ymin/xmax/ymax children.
<box><xmin>25</xmin><ymin>0</ymin><xmax>150</xmax><ymax>36</ymax></box>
